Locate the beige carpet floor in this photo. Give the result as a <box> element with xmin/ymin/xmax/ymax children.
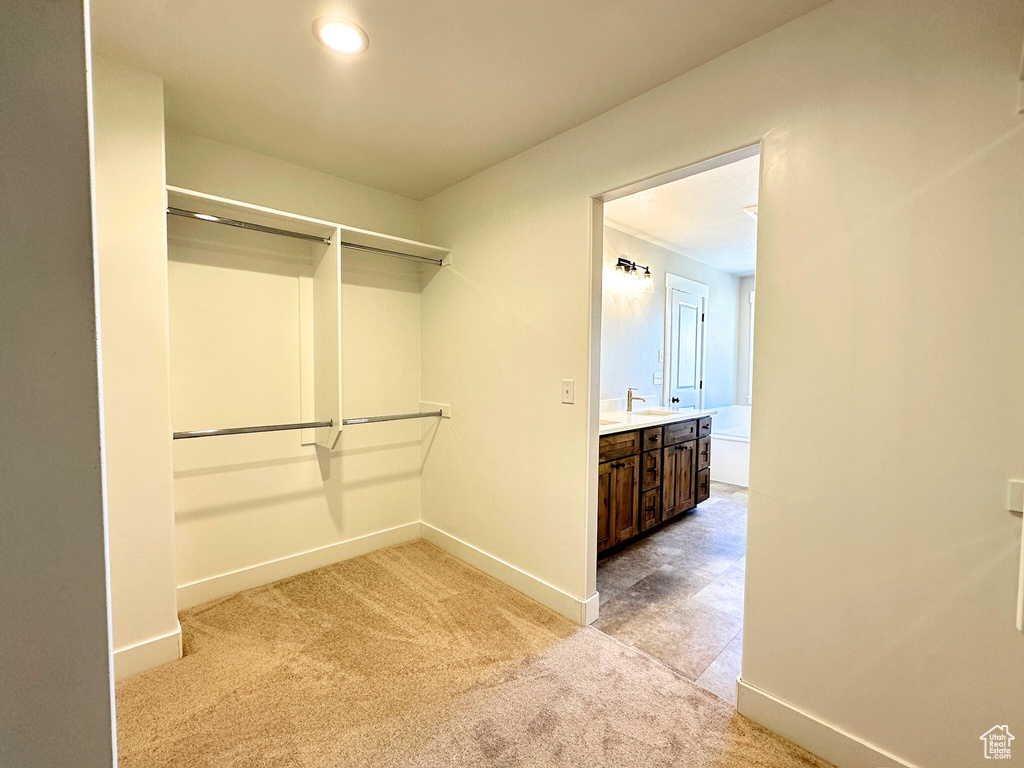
<box><xmin>116</xmin><ymin>540</ymin><xmax>830</xmax><ymax>768</ymax></box>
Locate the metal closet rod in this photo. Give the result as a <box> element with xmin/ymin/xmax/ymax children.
<box><xmin>172</xmin><ymin>410</ymin><xmax>443</xmax><ymax>440</ymax></box>
<box><xmin>167</xmin><ymin>207</ymin><xmax>331</xmax><ymax>245</ymax></box>
<box><xmin>166</xmin><ymin>206</ymin><xmax>444</xmax><ymax>265</ymax></box>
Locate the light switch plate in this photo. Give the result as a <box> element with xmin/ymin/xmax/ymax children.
<box><xmin>561</xmin><ymin>379</ymin><xmax>574</xmax><ymax>404</ymax></box>
<box><xmin>653</xmin><ymin>372</ymin><xmax>663</xmax><ymax>386</ymax></box>
<box><xmin>658</xmin><ymin>349</ymin><xmax>664</xmax><ymax>363</ymax></box>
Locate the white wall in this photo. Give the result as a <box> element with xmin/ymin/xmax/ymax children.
<box><xmin>0</xmin><ymin>2</ymin><xmax>116</xmax><ymax>765</ymax></box>
<box><xmin>736</xmin><ymin>274</ymin><xmax>756</xmax><ymax>405</ymax></box>
<box><xmin>165</xmin><ymin>130</ymin><xmax>423</xmax><ymax>242</ymax></box>
<box><xmin>92</xmin><ymin>57</ymin><xmax>181</xmax><ymax>680</ymax></box>
<box><xmin>421</xmin><ymin>1</ymin><xmax>1024</xmax><ymax>765</ymax></box>
<box><xmin>601</xmin><ymin>226</ymin><xmax>740</xmax><ymax>409</ymax></box>
<box><xmin>164</xmin><ymin>132</ymin><xmax>429</xmax><ymax>606</ymax></box>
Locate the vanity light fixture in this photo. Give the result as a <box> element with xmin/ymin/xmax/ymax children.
<box><xmin>615</xmin><ymin>257</ymin><xmax>655</xmax><ymax>294</ymax></box>
<box><xmin>314</xmin><ymin>17</ymin><xmax>369</xmax><ymax>54</ymax></box>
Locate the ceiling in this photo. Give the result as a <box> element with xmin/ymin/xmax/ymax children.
<box><xmin>90</xmin><ymin>0</ymin><xmax>827</xmax><ymax>200</ymax></box>
<box><xmin>604</xmin><ymin>154</ymin><xmax>760</xmax><ymax>276</ymax></box>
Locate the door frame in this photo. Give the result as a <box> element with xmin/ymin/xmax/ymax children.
<box><xmin>663</xmin><ymin>274</ymin><xmax>709</xmax><ymax>410</ymax></box>
<box><xmin>587</xmin><ymin>142</ymin><xmax>762</xmax><ymax>621</ymax></box>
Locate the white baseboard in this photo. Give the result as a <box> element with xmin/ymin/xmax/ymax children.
<box><xmin>737</xmin><ymin>678</ymin><xmax>915</xmax><ymax>768</ymax></box>
<box><xmin>420</xmin><ymin>522</ymin><xmax>592</xmax><ymax>624</ymax></box>
<box><xmin>176</xmin><ymin>522</ymin><xmax>422</xmax><ymax>610</ymax></box>
<box><xmin>583</xmin><ymin>591</ymin><xmax>600</xmax><ymax>625</ymax></box>
<box><xmin>113</xmin><ymin>621</ymin><xmax>182</xmax><ymax>680</ymax></box>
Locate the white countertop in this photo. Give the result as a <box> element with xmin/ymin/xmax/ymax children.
<box><xmin>598</xmin><ymin>408</ymin><xmax>718</xmax><ymax>436</ymax></box>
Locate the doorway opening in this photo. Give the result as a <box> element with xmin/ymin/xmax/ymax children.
<box><xmin>591</xmin><ymin>145</ymin><xmax>759</xmax><ymax>705</ymax></box>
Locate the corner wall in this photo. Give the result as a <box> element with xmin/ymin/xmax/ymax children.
<box><xmin>420</xmin><ymin>1</ymin><xmax>1024</xmax><ymax>765</ymax></box>
<box><xmin>92</xmin><ymin>57</ymin><xmax>181</xmax><ymax>679</ymax></box>
<box><xmin>0</xmin><ymin>2</ymin><xmax>116</xmax><ymax>764</ymax></box>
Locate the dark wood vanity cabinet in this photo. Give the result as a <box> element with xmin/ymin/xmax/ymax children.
<box><xmin>598</xmin><ymin>416</ymin><xmax>711</xmax><ymax>555</ymax></box>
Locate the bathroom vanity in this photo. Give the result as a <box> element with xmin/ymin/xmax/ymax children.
<box><xmin>598</xmin><ymin>410</ymin><xmax>714</xmax><ymax>555</ymax></box>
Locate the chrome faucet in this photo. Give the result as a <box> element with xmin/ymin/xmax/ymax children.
<box><xmin>627</xmin><ymin>387</ymin><xmax>646</xmax><ymax>412</ymax></box>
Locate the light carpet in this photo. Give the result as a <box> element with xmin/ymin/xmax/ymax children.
<box><xmin>116</xmin><ymin>540</ymin><xmax>830</xmax><ymax>767</ymax></box>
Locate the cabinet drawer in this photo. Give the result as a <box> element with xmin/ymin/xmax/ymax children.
<box><xmin>599</xmin><ymin>430</ymin><xmax>639</xmax><ymax>462</ymax></box>
<box><xmin>663</xmin><ymin>420</ymin><xmax>697</xmax><ymax>446</ymax></box>
<box><xmin>696</xmin><ymin>468</ymin><xmax>710</xmax><ymax>504</ymax></box>
<box><xmin>640</xmin><ymin>488</ymin><xmax>661</xmax><ymax>531</ymax></box>
<box><xmin>641</xmin><ymin>426</ymin><xmax>662</xmax><ymax>451</ymax></box>
<box><xmin>697</xmin><ymin>437</ymin><xmax>711</xmax><ymax>471</ymax></box>
<box><xmin>698</xmin><ymin>417</ymin><xmax>712</xmax><ymax>439</ymax></box>
<box><xmin>641</xmin><ymin>449</ymin><xmax>661</xmax><ymax>492</ymax></box>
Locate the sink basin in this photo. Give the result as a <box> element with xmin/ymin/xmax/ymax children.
<box><xmin>599</xmin><ymin>419</ymin><xmax>620</xmax><ymax>426</ymax></box>
<box><xmin>635</xmin><ymin>410</ymin><xmax>677</xmax><ymax>417</ymax></box>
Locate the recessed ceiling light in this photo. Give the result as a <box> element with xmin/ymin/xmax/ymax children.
<box><xmin>314</xmin><ymin>17</ymin><xmax>368</xmax><ymax>55</ymax></box>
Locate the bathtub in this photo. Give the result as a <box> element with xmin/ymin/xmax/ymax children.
<box><xmin>710</xmin><ymin>405</ymin><xmax>750</xmax><ymax>488</ymax></box>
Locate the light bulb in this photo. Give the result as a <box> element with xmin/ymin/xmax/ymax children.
<box><xmin>613</xmin><ymin>263</ymin><xmax>626</xmax><ymax>290</ymax></box>
<box><xmin>314</xmin><ymin>18</ymin><xmax>369</xmax><ymax>54</ymax></box>
<box><xmin>641</xmin><ymin>268</ymin><xmax>654</xmax><ymax>294</ymax></box>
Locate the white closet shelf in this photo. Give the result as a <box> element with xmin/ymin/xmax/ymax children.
<box><xmin>166</xmin><ymin>186</ymin><xmax>451</xmax><ymax>266</ymax></box>
<box><xmin>165</xmin><ymin>185</ymin><xmax>450</xmax><ymax>452</ymax></box>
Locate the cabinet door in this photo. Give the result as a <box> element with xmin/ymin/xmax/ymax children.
<box><xmin>662</xmin><ymin>443</ymin><xmax>696</xmax><ymax>520</ymax></box>
<box><xmin>598</xmin><ymin>461</ymin><xmax>613</xmax><ymax>552</ymax></box>
<box><xmin>612</xmin><ymin>455</ymin><xmax>640</xmax><ymax>543</ymax></box>
<box><xmin>662</xmin><ymin>446</ymin><xmax>679</xmax><ymax>519</ymax></box>
<box><xmin>676</xmin><ymin>441</ymin><xmax>696</xmax><ymax>513</ymax></box>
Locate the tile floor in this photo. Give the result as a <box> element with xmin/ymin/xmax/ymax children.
<box><xmin>593</xmin><ymin>481</ymin><xmax>747</xmax><ymax>704</ymax></box>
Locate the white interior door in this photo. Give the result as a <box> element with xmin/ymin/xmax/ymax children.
<box><xmin>667</xmin><ymin>287</ymin><xmax>705</xmax><ymax>410</ymax></box>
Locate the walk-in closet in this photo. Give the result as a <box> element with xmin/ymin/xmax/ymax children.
<box><xmin>165</xmin><ymin>186</ymin><xmax>451</xmax><ymax>609</ymax></box>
